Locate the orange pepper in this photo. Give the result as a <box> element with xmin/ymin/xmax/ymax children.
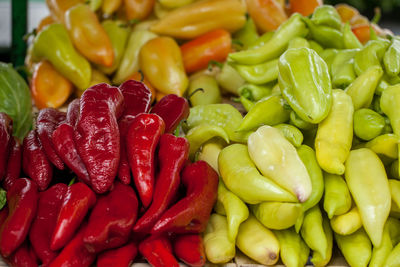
<box><xmin>37</xmin><ymin>16</ymin><xmax>55</xmax><ymax>33</ymax></box>
<box><xmin>102</xmin><ymin>0</ymin><xmax>123</xmax><ymax>16</ymax></box>
<box><xmin>65</xmin><ymin>4</ymin><xmax>114</xmax><ymax>67</ymax></box>
<box><xmin>46</xmin><ymin>0</ymin><xmax>83</xmax><ymax>23</ymax></box>
<box><xmin>349</xmin><ymin>14</ymin><xmax>369</xmax><ymax>27</ymax></box>
<box><xmin>351</xmin><ymin>24</ymin><xmax>374</xmax><ymax>44</ymax></box>
<box><xmin>126</xmin><ymin>71</ymin><xmax>157</xmax><ymax>103</ymax></box>
<box><xmin>246</xmin><ymin>0</ymin><xmax>288</xmax><ymax>33</ymax></box>
<box><xmin>31</xmin><ymin>60</ymin><xmax>73</xmax><ymax>109</ymax></box>
<box><xmin>124</xmin><ymin>0</ymin><xmax>155</xmax><ymax>20</ymax></box>
<box><xmin>289</xmin><ymin>0</ymin><xmax>322</xmax><ymax>17</ymax></box>
<box><xmin>335</xmin><ymin>3</ymin><xmax>359</xmax><ymax>23</ymax></box>
<box><xmin>180</xmin><ymin>29</ymin><xmax>232</xmax><ymax>74</ymax></box>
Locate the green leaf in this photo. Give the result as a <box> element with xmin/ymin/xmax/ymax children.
<box><xmin>0</xmin><ymin>188</ymin><xmax>6</xmax><ymax>210</ymax></box>
<box><xmin>0</xmin><ymin>62</ymin><xmax>33</xmax><ymax>141</ymax></box>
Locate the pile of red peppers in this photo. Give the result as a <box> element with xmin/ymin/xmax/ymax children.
<box><xmin>0</xmin><ymin>81</ymin><xmax>218</xmax><ymax>267</ymax></box>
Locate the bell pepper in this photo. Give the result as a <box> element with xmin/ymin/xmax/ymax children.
<box><xmin>31</xmin><ymin>23</ymin><xmax>91</xmax><ymax>90</ymax></box>
<box><xmin>139</xmin><ymin>235</ymin><xmax>179</xmax><ymax>267</ymax></box>
<box><xmin>124</xmin><ymin>0</ymin><xmax>155</xmax><ymax>20</ymax></box>
<box><xmin>181</xmin><ymin>29</ymin><xmax>231</xmax><ymax>74</ymax></box>
<box><xmin>65</xmin><ymin>4</ymin><xmax>114</xmax><ymax>67</ymax></box>
<box><xmin>31</xmin><ymin>60</ymin><xmax>73</xmax><ymax>109</ymax></box>
<box><xmin>343</xmin><ymin>22</ymin><xmax>363</xmax><ymax>49</ymax></box>
<box><xmin>50</xmin><ymin>182</ymin><xmax>97</xmax><ymax>251</ymax></box>
<box><xmin>229</xmin><ymin>13</ymin><xmax>308</xmax><ymax>65</ymax></box>
<box><xmin>4</xmin><ymin>241</ymin><xmax>38</xmax><ymax>267</ymax></box>
<box><xmin>335</xmin><ymin>229</ymin><xmax>372</xmax><ymax>267</ymax></box>
<box><xmin>330</xmin><ymin>205</ymin><xmax>362</xmax><ymax>236</ymax></box>
<box><xmin>311</xmin><ymin>5</ymin><xmax>342</xmax><ymax>29</ymax></box>
<box><xmin>133</xmin><ymin>134</ymin><xmax>189</xmax><ymax>233</ymax></box>
<box><xmin>246</xmin><ymin>0</ymin><xmax>288</xmax><ymax>33</ymax></box>
<box><xmin>46</xmin><ymin>0</ymin><xmax>83</xmax><ymax>22</ymax></box>
<box><xmin>188</xmin><ymin>74</ymin><xmax>222</xmax><ymax>106</ymax></box>
<box><xmin>152</xmin><ymin>161</ymin><xmax>218</xmax><ymax>234</ymax></box>
<box><xmin>274</xmin><ymin>228</ymin><xmax>309</xmax><ymax>267</ymax></box>
<box><xmin>330</xmin><ymin>49</ymin><xmax>358</xmax><ymax>89</ymax></box>
<box><xmin>173</xmin><ymin>234</ymin><xmax>206</xmax><ymax>267</ymax></box>
<box><xmin>215</xmin><ymin>63</ymin><xmax>245</xmax><ymax>95</ymax></box>
<box><xmin>97</xmin><ymin>241</ymin><xmax>138</xmax><ymax>267</ymax></box>
<box><xmin>74</xmin><ymin>83</ymin><xmax>124</xmax><ymax>194</ymax></box>
<box><xmin>126</xmin><ymin>113</ymin><xmax>164</xmax><ymax>208</ymax></box>
<box><xmin>140</xmin><ymin>37</ymin><xmax>188</xmax><ymax>97</ymax></box>
<box><xmin>248</xmin><ymin>125</ymin><xmax>312</xmax><ymax>203</ymax></box>
<box><xmin>279</xmin><ymin>47</ymin><xmax>332</xmax><ymax>124</ymax></box>
<box><xmin>0</xmin><ymin>113</ymin><xmax>12</xmax><ymax>181</ymax></box>
<box><xmin>83</xmin><ymin>182</ymin><xmax>138</xmax><ymax>253</ymax></box>
<box><xmin>22</xmin><ymin>130</ymin><xmax>53</xmax><ymax>191</ymax></box>
<box><xmin>274</xmin><ymin>124</ymin><xmax>303</xmax><ymax>148</ymax></box>
<box><xmin>150</xmin><ymin>0</ymin><xmax>246</xmax><ymax>39</ymax></box>
<box><xmin>101</xmin><ymin>0</ymin><xmax>121</xmax><ymax>15</ymax></box>
<box><xmin>345</xmin><ymin>148</ymin><xmax>391</xmax><ymax>247</ymax></box>
<box><xmin>289</xmin><ymin>0</ymin><xmax>322</xmax><ymax>16</ymax></box>
<box><xmin>353</xmin><ymin>108</ymin><xmax>385</xmax><ymax>141</ymax></box>
<box><xmin>384</xmin><ymin>37</ymin><xmax>400</xmax><ymax>77</ymax></box>
<box><xmin>353</xmin><ymin>39</ymin><xmax>390</xmax><ymax>76</ymax></box>
<box><xmin>323</xmin><ymin>173</ymin><xmax>352</xmax><ymax>219</ymax></box>
<box><xmin>315</xmin><ymin>89</ymin><xmax>353</xmax><ymax>175</ymax></box>
<box><xmin>232</xmin><ymin>59</ymin><xmax>279</xmax><ymax>85</ymax></box>
<box><xmin>3</xmin><ymin>137</ymin><xmax>22</xmax><ymax>191</ymax></box>
<box><xmin>233</xmin><ymin>18</ymin><xmax>259</xmax><ymax>50</ymax></box>
<box><xmin>0</xmin><ymin>178</ymin><xmax>38</xmax><ymax>257</ymax></box>
<box><xmin>29</xmin><ymin>183</ymin><xmax>68</xmax><ymax>265</ymax></box>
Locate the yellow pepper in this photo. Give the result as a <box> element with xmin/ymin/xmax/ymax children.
<box><xmin>46</xmin><ymin>0</ymin><xmax>83</xmax><ymax>23</ymax></box>
<box><xmin>139</xmin><ymin>37</ymin><xmax>188</xmax><ymax>96</ymax></box>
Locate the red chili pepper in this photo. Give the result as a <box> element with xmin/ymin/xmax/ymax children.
<box><xmin>75</xmin><ymin>83</ymin><xmax>125</xmax><ymax>194</ymax></box>
<box><xmin>50</xmin><ymin>182</ymin><xmax>96</xmax><ymax>251</ymax></box>
<box><xmin>0</xmin><ymin>113</ymin><xmax>12</xmax><ymax>180</ymax></box>
<box><xmin>48</xmin><ymin>223</ymin><xmax>96</xmax><ymax>267</ymax></box>
<box><xmin>117</xmin><ymin>115</ymin><xmax>135</xmax><ymax>185</ymax></box>
<box><xmin>83</xmin><ymin>181</ymin><xmax>139</xmax><ymax>253</ymax></box>
<box><xmin>126</xmin><ymin>113</ymin><xmax>165</xmax><ymax>208</ymax></box>
<box><xmin>97</xmin><ymin>241</ymin><xmax>138</xmax><ymax>267</ymax></box>
<box><xmin>152</xmin><ymin>161</ymin><xmax>218</xmax><ymax>234</ymax></box>
<box><xmin>22</xmin><ymin>130</ymin><xmax>53</xmax><ymax>191</ymax></box>
<box><xmin>36</xmin><ymin>108</ymin><xmax>66</xmax><ymax>170</ymax></box>
<box><xmin>66</xmin><ymin>98</ymin><xmax>80</xmax><ymax>127</ymax></box>
<box><xmin>181</xmin><ymin>29</ymin><xmax>232</xmax><ymax>74</ymax></box>
<box><xmin>150</xmin><ymin>94</ymin><xmax>189</xmax><ymax>134</ymax></box>
<box><xmin>173</xmin><ymin>234</ymin><xmax>206</xmax><ymax>267</ymax></box>
<box><xmin>0</xmin><ymin>178</ymin><xmax>38</xmax><ymax>257</ymax></box>
<box><xmin>4</xmin><ymin>241</ymin><xmax>38</xmax><ymax>267</ymax></box>
<box><xmin>139</xmin><ymin>235</ymin><xmax>179</xmax><ymax>267</ymax></box>
<box><xmin>133</xmin><ymin>133</ymin><xmax>189</xmax><ymax>233</ymax></box>
<box><xmin>3</xmin><ymin>137</ymin><xmax>22</xmax><ymax>191</ymax></box>
<box><xmin>29</xmin><ymin>183</ymin><xmax>68</xmax><ymax>265</ymax></box>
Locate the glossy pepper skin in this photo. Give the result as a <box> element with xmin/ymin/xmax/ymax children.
<box><xmin>0</xmin><ymin>178</ymin><xmax>38</xmax><ymax>257</ymax></box>
<box><xmin>303</xmin><ymin>17</ymin><xmax>344</xmax><ymax>49</ymax></box>
<box><xmin>50</xmin><ymin>182</ymin><xmax>96</xmax><ymax>251</ymax></box>
<box><xmin>22</xmin><ymin>130</ymin><xmax>53</xmax><ymax>191</ymax></box>
<box><xmin>151</xmin><ymin>94</ymin><xmax>189</xmax><ymax>134</ymax></box>
<box><xmin>29</xmin><ymin>183</ymin><xmax>68</xmax><ymax>265</ymax></box>
<box><xmin>83</xmin><ymin>182</ymin><xmax>139</xmax><ymax>253</ymax></box>
<box><xmin>97</xmin><ymin>241</ymin><xmax>138</xmax><ymax>267</ymax></box>
<box><xmin>173</xmin><ymin>234</ymin><xmax>206</xmax><ymax>267</ymax></box>
<box><xmin>279</xmin><ymin>47</ymin><xmax>332</xmax><ymax>124</ymax></box>
<box><xmin>126</xmin><ymin>113</ymin><xmax>165</xmax><ymax>208</ymax></box>
<box><xmin>31</xmin><ymin>23</ymin><xmax>91</xmax><ymax>90</ymax></box>
<box><xmin>3</xmin><ymin>137</ymin><xmax>22</xmax><ymax>191</ymax></box>
<box><xmin>152</xmin><ymin>161</ymin><xmax>218</xmax><ymax>234</ymax></box>
<box><xmin>0</xmin><ymin>112</ymin><xmax>12</xmax><ymax>180</ymax></box>
<box><xmin>133</xmin><ymin>134</ymin><xmax>189</xmax><ymax>233</ymax></box>
<box><xmin>5</xmin><ymin>242</ymin><xmax>38</xmax><ymax>267</ymax></box>
<box><xmin>384</xmin><ymin>37</ymin><xmax>400</xmax><ymax>77</ymax></box>
<box><xmin>246</xmin><ymin>0</ymin><xmax>288</xmax><ymax>33</ymax></box>
<box><xmin>124</xmin><ymin>0</ymin><xmax>155</xmax><ymax>20</ymax></box>
<box><xmin>36</xmin><ymin>108</ymin><xmax>66</xmax><ymax>170</ymax></box>
<box><xmin>46</xmin><ymin>0</ymin><xmax>83</xmax><ymax>22</ymax></box>
<box><xmin>75</xmin><ymin>83</ymin><xmax>124</xmax><ymax>194</ymax></box>
<box><xmin>139</xmin><ymin>235</ymin><xmax>179</xmax><ymax>267</ymax></box>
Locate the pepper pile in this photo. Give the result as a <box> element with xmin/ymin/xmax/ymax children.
<box><xmin>0</xmin><ymin>80</ymin><xmax>218</xmax><ymax>267</ymax></box>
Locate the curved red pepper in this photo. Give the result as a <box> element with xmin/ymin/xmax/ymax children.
<box><xmin>75</xmin><ymin>83</ymin><xmax>125</xmax><ymax>194</ymax></box>
<box><xmin>150</xmin><ymin>94</ymin><xmax>189</xmax><ymax>133</ymax></box>
<box><xmin>0</xmin><ymin>113</ymin><xmax>12</xmax><ymax>180</ymax></box>
<box><xmin>97</xmin><ymin>241</ymin><xmax>138</xmax><ymax>267</ymax></box>
<box><xmin>173</xmin><ymin>234</ymin><xmax>206</xmax><ymax>267</ymax></box>
<box><xmin>133</xmin><ymin>134</ymin><xmax>189</xmax><ymax>233</ymax></box>
<box><xmin>22</xmin><ymin>130</ymin><xmax>53</xmax><ymax>191</ymax></box>
<box><xmin>50</xmin><ymin>182</ymin><xmax>96</xmax><ymax>251</ymax></box>
<box><xmin>126</xmin><ymin>113</ymin><xmax>165</xmax><ymax>208</ymax></box>
<box><xmin>117</xmin><ymin>115</ymin><xmax>135</xmax><ymax>185</ymax></box>
<box><xmin>3</xmin><ymin>137</ymin><xmax>22</xmax><ymax>191</ymax></box>
<box><xmin>139</xmin><ymin>235</ymin><xmax>179</xmax><ymax>267</ymax></box>
<box><xmin>4</xmin><ymin>242</ymin><xmax>38</xmax><ymax>267</ymax></box>
<box><xmin>83</xmin><ymin>181</ymin><xmax>139</xmax><ymax>253</ymax></box>
<box><xmin>36</xmin><ymin>108</ymin><xmax>66</xmax><ymax>170</ymax></box>
<box><xmin>0</xmin><ymin>178</ymin><xmax>38</xmax><ymax>257</ymax></box>
<box><xmin>29</xmin><ymin>183</ymin><xmax>68</xmax><ymax>265</ymax></box>
<box><xmin>152</xmin><ymin>161</ymin><xmax>218</xmax><ymax>234</ymax></box>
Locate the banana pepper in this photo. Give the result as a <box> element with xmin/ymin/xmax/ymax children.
<box><xmin>384</xmin><ymin>37</ymin><xmax>400</xmax><ymax>77</ymax></box>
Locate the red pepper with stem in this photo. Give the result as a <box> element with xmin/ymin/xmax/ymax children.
<box><xmin>0</xmin><ymin>178</ymin><xmax>38</xmax><ymax>257</ymax></box>
<box><xmin>83</xmin><ymin>181</ymin><xmax>139</xmax><ymax>253</ymax></box>
<box><xmin>126</xmin><ymin>113</ymin><xmax>165</xmax><ymax>208</ymax></box>
<box><xmin>29</xmin><ymin>183</ymin><xmax>68</xmax><ymax>266</ymax></box>
<box><xmin>150</xmin><ymin>94</ymin><xmax>189</xmax><ymax>134</ymax></box>
<box><xmin>133</xmin><ymin>133</ymin><xmax>189</xmax><ymax>233</ymax></box>
<box><xmin>4</xmin><ymin>241</ymin><xmax>38</xmax><ymax>267</ymax></box>
<box><xmin>50</xmin><ymin>182</ymin><xmax>96</xmax><ymax>251</ymax></box>
<box><xmin>97</xmin><ymin>241</ymin><xmax>138</xmax><ymax>267</ymax></box>
<box><xmin>173</xmin><ymin>234</ymin><xmax>206</xmax><ymax>267</ymax></box>
<box><xmin>152</xmin><ymin>161</ymin><xmax>218</xmax><ymax>234</ymax></box>
<box><xmin>139</xmin><ymin>235</ymin><xmax>179</xmax><ymax>267</ymax></box>
<box><xmin>0</xmin><ymin>113</ymin><xmax>12</xmax><ymax>180</ymax></box>
<box><xmin>3</xmin><ymin>137</ymin><xmax>22</xmax><ymax>191</ymax></box>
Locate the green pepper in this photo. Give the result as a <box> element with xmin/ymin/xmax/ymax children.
<box><xmin>188</xmin><ymin>74</ymin><xmax>222</xmax><ymax>106</ymax></box>
<box><xmin>232</xmin><ymin>17</ymin><xmax>259</xmax><ymax>50</ymax></box>
<box><xmin>331</xmin><ymin>49</ymin><xmax>358</xmax><ymax>89</ymax></box>
<box><xmin>385</xmin><ymin>243</ymin><xmax>400</xmax><ymax>267</ymax></box>
<box><xmin>353</xmin><ymin>39</ymin><xmax>390</xmax><ymax>76</ymax></box>
<box><xmin>370</xmin><ymin>221</ymin><xmax>394</xmax><ymax>267</ymax></box>
<box><xmin>323</xmin><ymin>173</ymin><xmax>352</xmax><ymax>219</ymax></box>
<box><xmin>343</xmin><ymin>22</ymin><xmax>363</xmax><ymax>49</ymax></box>
<box><xmin>273</xmin><ymin>228</ymin><xmax>310</xmax><ymax>267</ymax></box>
<box><xmin>365</xmin><ymin>134</ymin><xmax>400</xmax><ymax>159</ymax></box>
<box><xmin>289</xmin><ymin>111</ymin><xmax>316</xmax><ymax>130</ymax></box>
<box><xmin>303</xmin><ymin>17</ymin><xmax>343</xmax><ymax>49</ymax></box>
<box><xmin>250</xmin><ymin>202</ymin><xmax>302</xmax><ymax>230</ymax></box>
<box><xmin>311</xmin><ymin>215</ymin><xmax>333</xmax><ymax>267</ymax></box>
<box><xmin>31</xmin><ymin>23</ymin><xmax>91</xmax><ymax>90</ymax></box>
<box><xmin>390</xmin><ymin>160</ymin><xmax>400</xmax><ymax>179</ymax></box>
<box><xmin>330</xmin><ymin>205</ymin><xmax>362</xmax><ymax>236</ymax></box>
<box><xmin>231</xmin><ymin>59</ymin><xmax>278</xmax><ymax>85</ymax></box>
<box><xmin>247</xmin><ymin>31</ymin><xmax>274</xmax><ymax>50</ymax></box>
<box><xmin>288</xmin><ymin>37</ymin><xmax>310</xmax><ymax>49</ymax></box>
<box><xmin>239</xmin><ymin>96</ymin><xmax>254</xmax><ymax>112</ymax></box>
<box><xmin>384</xmin><ymin>37</ymin><xmax>400</xmax><ymax>77</ymax></box>
<box><xmin>215</xmin><ymin>63</ymin><xmax>245</xmax><ymax>95</ymax></box>
<box><xmin>228</xmin><ymin>13</ymin><xmax>308</xmax><ymax>65</ymax></box>
<box><xmin>311</xmin><ymin>5</ymin><xmax>342</xmax><ymax>30</ymax></box>
<box><xmin>237</xmin><ymin>95</ymin><xmax>290</xmax><ymax>132</ymax></box>
<box><xmin>376</xmin><ymin>76</ymin><xmax>391</xmax><ymax>96</ymax></box>
<box><xmin>238</xmin><ymin>83</ymin><xmax>273</xmax><ymax>102</ymax></box>
<box><xmin>308</xmin><ymin>40</ymin><xmax>324</xmax><ymax>55</ymax></box>
<box><xmin>353</xmin><ymin>108</ymin><xmax>385</xmax><ymax>141</ymax></box>
<box><xmin>320</xmin><ymin>48</ymin><xmax>338</xmax><ymax>75</ymax></box>
<box><xmin>273</xmin><ymin>123</ymin><xmax>303</xmax><ymax>147</ymax></box>
<box><xmin>335</xmin><ymin>229</ymin><xmax>372</xmax><ymax>267</ymax></box>
<box><xmin>279</xmin><ymin>47</ymin><xmax>332</xmax><ymax>124</ymax></box>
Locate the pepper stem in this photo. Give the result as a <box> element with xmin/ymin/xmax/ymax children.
<box><xmin>208</xmin><ymin>60</ymin><xmax>223</xmax><ymax>71</ymax></box>
<box><xmin>68</xmin><ymin>177</ymin><xmax>76</xmax><ymax>186</ymax></box>
<box><xmin>188</xmin><ymin>88</ymin><xmax>205</xmax><ymax>99</ymax></box>
<box><xmin>138</xmin><ymin>70</ymin><xmax>145</xmax><ymax>82</ymax></box>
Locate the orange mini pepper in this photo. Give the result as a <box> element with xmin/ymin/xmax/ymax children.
<box><xmin>126</xmin><ymin>71</ymin><xmax>156</xmax><ymax>103</ymax></box>
<box><xmin>65</xmin><ymin>4</ymin><xmax>114</xmax><ymax>67</ymax></box>
<box><xmin>31</xmin><ymin>60</ymin><xmax>73</xmax><ymax>109</ymax></box>
<box><xmin>46</xmin><ymin>0</ymin><xmax>83</xmax><ymax>23</ymax></box>
<box><xmin>246</xmin><ymin>0</ymin><xmax>288</xmax><ymax>33</ymax></box>
<box><xmin>335</xmin><ymin>3</ymin><xmax>359</xmax><ymax>23</ymax></box>
<box><xmin>181</xmin><ymin>29</ymin><xmax>232</xmax><ymax>74</ymax></box>
<box><xmin>289</xmin><ymin>0</ymin><xmax>322</xmax><ymax>17</ymax></box>
<box><xmin>124</xmin><ymin>0</ymin><xmax>155</xmax><ymax>20</ymax></box>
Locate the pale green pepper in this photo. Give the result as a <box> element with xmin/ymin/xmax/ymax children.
<box><xmin>308</xmin><ymin>40</ymin><xmax>324</xmax><ymax>55</ymax></box>
<box><xmin>323</xmin><ymin>173</ymin><xmax>352</xmax><ymax>219</ymax></box>
<box><xmin>312</xmin><ymin>216</ymin><xmax>333</xmax><ymax>267</ymax></box>
<box><xmin>370</xmin><ymin>221</ymin><xmax>395</xmax><ymax>267</ymax></box>
<box><xmin>343</xmin><ymin>22</ymin><xmax>363</xmax><ymax>49</ymax></box>
<box><xmin>335</xmin><ymin>228</ymin><xmax>372</xmax><ymax>267</ymax></box>
<box><xmin>288</xmin><ymin>37</ymin><xmax>310</xmax><ymax>49</ymax></box>
<box><xmin>385</xmin><ymin>243</ymin><xmax>400</xmax><ymax>267</ymax></box>
<box><xmin>384</xmin><ymin>37</ymin><xmax>400</xmax><ymax>77</ymax></box>
<box><xmin>215</xmin><ymin>63</ymin><xmax>245</xmax><ymax>95</ymax></box>
<box><xmin>188</xmin><ymin>74</ymin><xmax>221</xmax><ymax>106</ymax></box>
<box><xmin>233</xmin><ymin>17</ymin><xmax>259</xmax><ymax>50</ymax></box>
<box><xmin>303</xmin><ymin>17</ymin><xmax>343</xmax><ymax>49</ymax></box>
<box><xmin>311</xmin><ymin>5</ymin><xmax>342</xmax><ymax>29</ymax></box>
<box><xmin>250</xmin><ymin>202</ymin><xmax>302</xmax><ymax>230</ymax></box>
<box><xmin>274</xmin><ymin>124</ymin><xmax>303</xmax><ymax>147</ymax></box>
<box><xmin>238</xmin><ymin>83</ymin><xmax>273</xmax><ymax>102</ymax></box>
<box><xmin>231</xmin><ymin>59</ymin><xmax>278</xmax><ymax>85</ymax></box>
<box><xmin>353</xmin><ymin>39</ymin><xmax>390</xmax><ymax>76</ymax></box>
<box><xmin>289</xmin><ymin>111</ymin><xmax>316</xmax><ymax>131</ymax></box>
<box><xmin>330</xmin><ymin>205</ymin><xmax>362</xmax><ymax>236</ymax></box>
<box><xmin>331</xmin><ymin>49</ymin><xmax>358</xmax><ymax>89</ymax></box>
<box><xmin>365</xmin><ymin>134</ymin><xmax>400</xmax><ymax>159</ymax></box>
<box><xmin>274</xmin><ymin>228</ymin><xmax>310</xmax><ymax>267</ymax></box>
<box><xmin>247</xmin><ymin>31</ymin><xmax>274</xmax><ymax>50</ymax></box>
<box><xmin>353</xmin><ymin>108</ymin><xmax>386</xmax><ymax>141</ymax></box>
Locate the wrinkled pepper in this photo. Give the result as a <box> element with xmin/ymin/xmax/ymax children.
<box><xmin>152</xmin><ymin>161</ymin><xmax>218</xmax><ymax>234</ymax></box>
<box><xmin>139</xmin><ymin>235</ymin><xmax>179</xmax><ymax>267</ymax></box>
<box><xmin>0</xmin><ymin>178</ymin><xmax>38</xmax><ymax>257</ymax></box>
<box><xmin>31</xmin><ymin>23</ymin><xmax>91</xmax><ymax>90</ymax></box>
<box><xmin>0</xmin><ymin>113</ymin><xmax>12</xmax><ymax>181</ymax></box>
<box><xmin>173</xmin><ymin>234</ymin><xmax>206</xmax><ymax>267</ymax></box>
<box><xmin>97</xmin><ymin>241</ymin><xmax>138</xmax><ymax>267</ymax></box>
<box><xmin>124</xmin><ymin>0</ymin><xmax>155</xmax><ymax>20</ymax></box>
<box><xmin>246</xmin><ymin>0</ymin><xmax>288</xmax><ymax>33</ymax></box>
<box><xmin>3</xmin><ymin>137</ymin><xmax>22</xmax><ymax>191</ymax></box>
